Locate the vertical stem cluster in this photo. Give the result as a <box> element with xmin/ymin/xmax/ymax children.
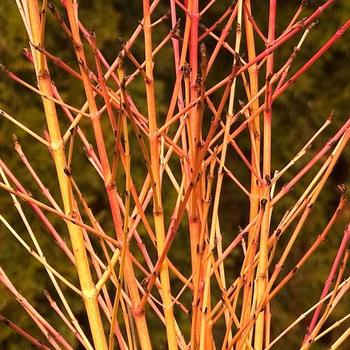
<box><xmin>238</xmin><ymin>2</ymin><xmax>261</xmax><ymax>348</ymax></box>
<box><xmin>255</xmin><ymin>1</ymin><xmax>276</xmax><ymax>349</ymax></box>
<box><xmin>63</xmin><ymin>1</ymin><xmax>153</xmax><ymax>349</ymax></box>
<box><xmin>26</xmin><ymin>1</ymin><xmax>107</xmax><ymax>349</ymax></box>
<box><xmin>142</xmin><ymin>1</ymin><xmax>178</xmax><ymax>349</ymax></box>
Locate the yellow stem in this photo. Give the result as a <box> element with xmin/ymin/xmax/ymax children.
<box><xmin>25</xmin><ymin>1</ymin><xmax>107</xmax><ymax>348</ymax></box>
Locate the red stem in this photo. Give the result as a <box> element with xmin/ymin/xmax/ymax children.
<box><xmin>304</xmin><ymin>223</ymin><xmax>350</xmax><ymax>343</ymax></box>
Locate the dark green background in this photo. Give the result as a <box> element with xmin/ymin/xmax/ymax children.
<box><xmin>1</xmin><ymin>1</ymin><xmax>350</xmax><ymax>349</ymax></box>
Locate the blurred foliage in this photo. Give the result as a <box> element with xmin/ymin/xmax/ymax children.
<box><xmin>0</xmin><ymin>1</ymin><xmax>350</xmax><ymax>349</ymax></box>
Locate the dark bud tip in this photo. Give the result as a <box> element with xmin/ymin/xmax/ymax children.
<box><xmin>327</xmin><ymin>110</ymin><xmax>334</xmax><ymax>122</ymax></box>
<box><xmin>338</xmin><ymin>184</ymin><xmax>346</xmax><ymax>193</ymax></box>
<box><xmin>89</xmin><ymin>26</ymin><xmax>96</xmax><ymax>38</ymax></box>
<box><xmin>200</xmin><ymin>43</ymin><xmax>207</xmax><ymax>56</ymax></box>
<box><xmin>48</xmin><ymin>2</ymin><xmax>56</xmax><ymax>12</ymax></box>
<box><xmin>117</xmin><ymin>37</ymin><xmax>126</xmax><ymax>49</ymax></box>
<box><xmin>238</xmin><ymin>99</ymin><xmax>246</xmax><ymax>107</ymax></box>
<box><xmin>0</xmin><ymin>64</ymin><xmax>8</xmax><ymax>72</ymax></box>
<box><xmin>63</xmin><ymin>167</ymin><xmax>71</xmax><ymax>176</ymax></box>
